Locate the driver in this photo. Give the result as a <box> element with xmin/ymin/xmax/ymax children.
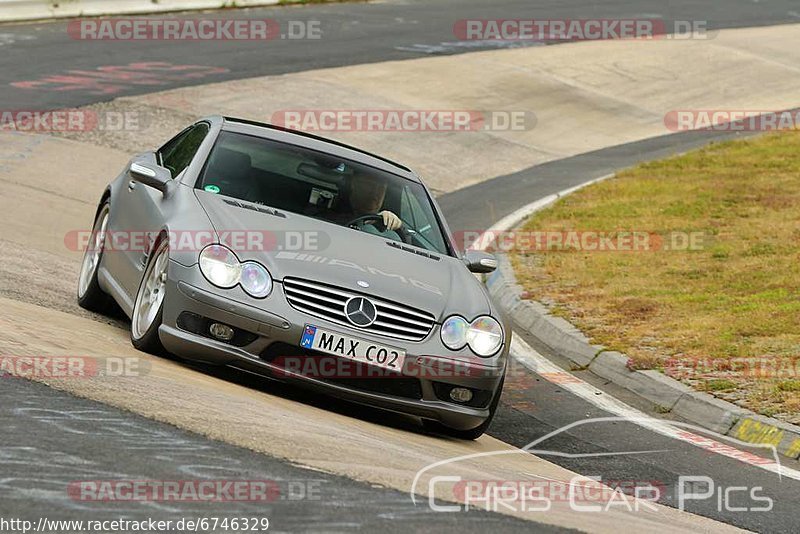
<box><xmin>346</xmin><ymin>172</ymin><xmax>403</xmax><ymax>232</ymax></box>
<box><xmin>319</xmin><ymin>172</ymin><xmax>403</xmax><ymax>236</ymax></box>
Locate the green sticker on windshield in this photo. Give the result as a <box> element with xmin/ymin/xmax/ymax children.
<box><xmin>204</xmin><ymin>184</ymin><xmax>221</xmax><ymax>194</ymax></box>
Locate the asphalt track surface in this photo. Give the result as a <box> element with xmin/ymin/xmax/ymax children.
<box><xmin>2</xmin><ymin>0</ymin><xmax>800</xmax><ymax>109</ymax></box>
<box><xmin>2</xmin><ymin>0</ymin><xmax>800</xmax><ymax>532</ymax></box>
<box><xmin>0</xmin><ymin>373</ymin><xmax>555</xmax><ymax>533</ymax></box>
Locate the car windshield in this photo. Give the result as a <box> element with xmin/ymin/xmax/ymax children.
<box><xmin>196</xmin><ymin>130</ymin><xmax>451</xmax><ymax>255</ymax></box>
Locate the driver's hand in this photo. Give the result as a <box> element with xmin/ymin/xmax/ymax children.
<box><xmin>378</xmin><ymin>210</ymin><xmax>403</xmax><ymax>231</ymax></box>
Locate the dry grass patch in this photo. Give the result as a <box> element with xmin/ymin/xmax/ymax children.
<box><xmin>511</xmin><ymin>131</ymin><xmax>800</xmax><ymax>423</ymax></box>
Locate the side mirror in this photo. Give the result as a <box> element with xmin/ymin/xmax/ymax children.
<box><xmin>129</xmin><ymin>162</ymin><xmax>171</xmax><ymax>193</ymax></box>
<box><xmin>464</xmin><ymin>250</ymin><xmax>498</xmax><ymax>274</ymax></box>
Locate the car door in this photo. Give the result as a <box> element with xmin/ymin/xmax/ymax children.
<box><xmin>112</xmin><ymin>122</ymin><xmax>211</xmax><ymax>304</ymax></box>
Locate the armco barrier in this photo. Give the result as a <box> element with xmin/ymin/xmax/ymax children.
<box><xmin>0</xmin><ymin>0</ymin><xmax>281</xmax><ymax>22</ymax></box>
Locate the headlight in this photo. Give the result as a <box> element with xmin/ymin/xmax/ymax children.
<box><xmin>441</xmin><ymin>316</ymin><xmax>469</xmax><ymax>350</ymax></box>
<box><xmin>240</xmin><ymin>261</ymin><xmax>273</xmax><ymax>298</ymax></box>
<box><xmin>199</xmin><ymin>245</ymin><xmax>241</xmax><ymax>288</ymax></box>
<box><xmin>442</xmin><ymin>315</ymin><xmax>504</xmax><ymax>356</ymax></box>
<box><xmin>199</xmin><ymin>245</ymin><xmax>273</xmax><ymax>298</ymax></box>
<box><xmin>467</xmin><ymin>316</ymin><xmax>504</xmax><ymax>356</ymax></box>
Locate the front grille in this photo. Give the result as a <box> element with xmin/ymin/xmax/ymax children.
<box><xmin>282</xmin><ymin>277</ymin><xmax>436</xmax><ymax>342</ymax></box>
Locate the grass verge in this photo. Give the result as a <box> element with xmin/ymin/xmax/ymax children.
<box><xmin>510</xmin><ymin>131</ymin><xmax>800</xmax><ymax>423</ymax></box>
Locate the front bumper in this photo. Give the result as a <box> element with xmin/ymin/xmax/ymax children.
<box><xmin>159</xmin><ymin>261</ymin><xmax>506</xmax><ymax>431</ymax></box>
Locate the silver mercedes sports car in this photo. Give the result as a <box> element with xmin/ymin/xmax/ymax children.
<box><xmin>77</xmin><ymin>116</ymin><xmax>508</xmax><ymax>438</ymax></box>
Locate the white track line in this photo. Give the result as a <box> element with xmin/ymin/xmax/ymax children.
<box><xmin>511</xmin><ymin>335</ymin><xmax>800</xmax><ymax>481</ymax></box>
<box><xmin>472</xmin><ymin>173</ymin><xmax>616</xmax><ymax>250</ymax></box>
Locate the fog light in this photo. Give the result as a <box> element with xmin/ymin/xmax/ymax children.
<box><xmin>449</xmin><ymin>387</ymin><xmax>473</xmax><ymax>403</ymax></box>
<box><xmin>209</xmin><ymin>323</ymin><xmax>234</xmax><ymax>342</ymax></box>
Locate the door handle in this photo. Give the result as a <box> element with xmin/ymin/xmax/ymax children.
<box><xmin>128</xmin><ymin>180</ymin><xmax>136</xmax><ymax>191</ymax></box>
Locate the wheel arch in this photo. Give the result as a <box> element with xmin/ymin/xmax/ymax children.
<box><xmin>149</xmin><ymin>226</ymin><xmax>172</xmax><ymax>259</ymax></box>
<box><xmin>95</xmin><ymin>187</ymin><xmax>112</xmax><ymax>218</ymax></box>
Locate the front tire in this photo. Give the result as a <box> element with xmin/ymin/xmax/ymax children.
<box><xmin>130</xmin><ymin>237</ymin><xmax>169</xmax><ymax>354</ymax></box>
<box><xmin>77</xmin><ymin>202</ymin><xmax>114</xmax><ymax>314</ymax></box>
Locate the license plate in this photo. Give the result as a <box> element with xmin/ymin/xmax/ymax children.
<box><xmin>300</xmin><ymin>324</ymin><xmax>406</xmax><ymax>372</ymax></box>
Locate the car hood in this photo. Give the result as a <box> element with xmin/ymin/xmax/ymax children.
<box><xmin>196</xmin><ymin>191</ymin><xmax>491</xmax><ymax>320</ymax></box>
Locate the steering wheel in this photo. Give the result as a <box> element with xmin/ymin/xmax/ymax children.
<box><xmin>347</xmin><ymin>213</ymin><xmax>412</xmax><ymax>243</ymax></box>
<box><xmin>347</xmin><ymin>214</ymin><xmax>385</xmax><ymax>230</ymax></box>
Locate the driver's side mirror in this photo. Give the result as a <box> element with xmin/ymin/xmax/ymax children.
<box><xmin>129</xmin><ymin>161</ymin><xmax>171</xmax><ymax>193</ymax></box>
<box><xmin>464</xmin><ymin>250</ymin><xmax>498</xmax><ymax>274</ymax></box>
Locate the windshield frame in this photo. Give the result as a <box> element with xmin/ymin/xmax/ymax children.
<box><xmin>193</xmin><ymin>129</ymin><xmax>458</xmax><ymax>258</ymax></box>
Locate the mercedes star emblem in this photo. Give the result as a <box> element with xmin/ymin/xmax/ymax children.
<box><xmin>345</xmin><ymin>296</ymin><xmax>377</xmax><ymax>327</ymax></box>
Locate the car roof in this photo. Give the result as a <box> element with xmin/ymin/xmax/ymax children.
<box><xmin>216</xmin><ymin>116</ymin><xmax>422</xmax><ymax>183</ymax></box>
